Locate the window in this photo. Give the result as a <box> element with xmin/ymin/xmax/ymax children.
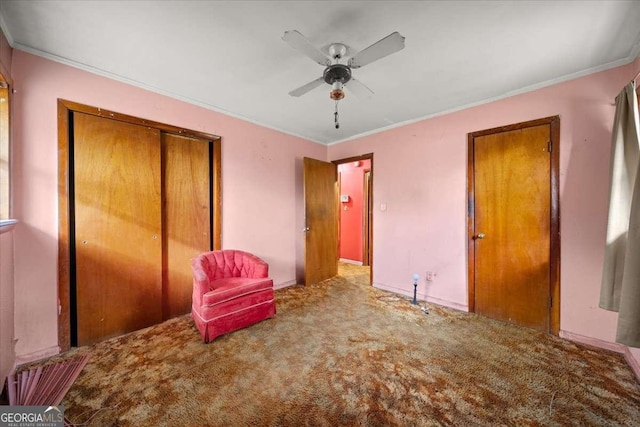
<box><xmin>0</xmin><ymin>74</ymin><xmax>8</xmax><ymax>220</ymax></box>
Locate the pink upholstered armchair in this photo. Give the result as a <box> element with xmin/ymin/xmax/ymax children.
<box><xmin>191</xmin><ymin>250</ymin><xmax>276</xmax><ymax>343</ymax></box>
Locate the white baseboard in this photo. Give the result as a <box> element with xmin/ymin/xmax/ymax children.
<box><xmin>560</xmin><ymin>330</ymin><xmax>640</xmax><ymax>382</ymax></box>
<box><xmin>274</xmin><ymin>280</ymin><xmax>297</xmax><ymax>290</ymax></box>
<box><xmin>423</xmin><ymin>295</ymin><xmax>469</xmax><ymax>312</ymax></box>
<box><xmin>559</xmin><ymin>330</ymin><xmax>626</xmax><ymax>353</ymax></box>
<box><xmin>372</xmin><ymin>282</ymin><xmax>469</xmax><ymax>312</ymax></box>
<box><xmin>15</xmin><ymin>345</ymin><xmax>60</xmax><ymax>366</ymax></box>
<box><xmin>339</xmin><ymin>258</ymin><xmax>363</xmax><ymax>266</ymax></box>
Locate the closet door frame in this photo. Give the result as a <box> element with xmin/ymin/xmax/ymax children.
<box><xmin>57</xmin><ymin>99</ymin><xmax>222</xmax><ymax>351</ymax></box>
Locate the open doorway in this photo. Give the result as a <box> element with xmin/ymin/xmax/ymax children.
<box><xmin>334</xmin><ymin>154</ymin><xmax>373</xmax><ymax>285</ymax></box>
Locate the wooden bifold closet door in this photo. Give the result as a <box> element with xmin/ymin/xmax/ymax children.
<box><xmin>161</xmin><ymin>133</ymin><xmax>211</xmax><ymax>319</ymax></box>
<box><xmin>72</xmin><ymin>112</ymin><xmax>211</xmax><ymax>346</ymax></box>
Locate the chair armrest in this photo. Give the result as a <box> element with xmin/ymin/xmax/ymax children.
<box><xmin>191</xmin><ymin>259</ymin><xmax>211</xmax><ymax>308</ymax></box>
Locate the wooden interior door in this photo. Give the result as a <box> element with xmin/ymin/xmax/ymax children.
<box><xmin>470</xmin><ymin>118</ymin><xmax>559</xmax><ymax>333</ymax></box>
<box><xmin>303</xmin><ymin>157</ymin><xmax>338</xmax><ymax>284</ymax></box>
<box><xmin>162</xmin><ymin>133</ymin><xmax>211</xmax><ymax>318</ymax></box>
<box><xmin>73</xmin><ymin>112</ymin><xmax>163</xmax><ymax>346</ymax></box>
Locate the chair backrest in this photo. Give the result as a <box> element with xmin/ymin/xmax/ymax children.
<box><xmin>193</xmin><ymin>250</ymin><xmax>269</xmax><ymax>281</ymax></box>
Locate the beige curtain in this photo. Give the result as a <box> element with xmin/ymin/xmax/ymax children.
<box><xmin>600</xmin><ymin>81</ymin><xmax>640</xmax><ymax>347</ymax></box>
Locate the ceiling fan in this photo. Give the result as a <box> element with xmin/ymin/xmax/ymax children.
<box><xmin>282</xmin><ymin>30</ymin><xmax>405</xmax><ymax>128</ymax></box>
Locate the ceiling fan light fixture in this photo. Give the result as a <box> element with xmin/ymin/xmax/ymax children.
<box><xmin>330</xmin><ymin>82</ymin><xmax>345</xmax><ymax>100</ymax></box>
<box><xmin>330</xmin><ymin>90</ymin><xmax>345</xmax><ymax>100</ymax></box>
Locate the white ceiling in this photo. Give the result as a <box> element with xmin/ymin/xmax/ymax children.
<box><xmin>1</xmin><ymin>1</ymin><xmax>640</xmax><ymax>145</ymax></box>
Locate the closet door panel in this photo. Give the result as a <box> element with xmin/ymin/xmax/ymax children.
<box><xmin>162</xmin><ymin>133</ymin><xmax>211</xmax><ymax>318</ymax></box>
<box><xmin>74</xmin><ymin>112</ymin><xmax>162</xmax><ymax>346</ymax></box>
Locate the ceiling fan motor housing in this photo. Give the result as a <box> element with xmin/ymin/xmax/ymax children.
<box><xmin>323</xmin><ymin>64</ymin><xmax>352</xmax><ymax>85</ymax></box>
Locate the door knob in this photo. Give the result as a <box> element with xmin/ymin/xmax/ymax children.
<box><xmin>476</xmin><ymin>233</ymin><xmax>485</xmax><ymax>239</ymax></box>
<box><xmin>303</xmin><ymin>227</ymin><xmax>310</xmax><ymax>232</ymax></box>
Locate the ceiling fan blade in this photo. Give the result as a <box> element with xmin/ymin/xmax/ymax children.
<box><xmin>345</xmin><ymin>78</ymin><xmax>374</xmax><ymax>99</ymax></box>
<box><xmin>283</xmin><ymin>30</ymin><xmax>331</xmax><ymax>66</ymax></box>
<box><xmin>289</xmin><ymin>77</ymin><xmax>325</xmax><ymax>97</ymax></box>
<box><xmin>348</xmin><ymin>32</ymin><xmax>405</xmax><ymax>69</ymax></box>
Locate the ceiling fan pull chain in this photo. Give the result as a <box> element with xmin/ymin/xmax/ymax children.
<box><xmin>334</xmin><ymin>100</ymin><xmax>340</xmax><ymax>129</ymax></box>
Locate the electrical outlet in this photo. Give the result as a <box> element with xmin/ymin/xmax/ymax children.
<box><xmin>426</xmin><ymin>271</ymin><xmax>435</xmax><ymax>281</ymax></box>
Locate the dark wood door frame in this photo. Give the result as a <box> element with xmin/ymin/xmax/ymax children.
<box><xmin>333</xmin><ymin>153</ymin><xmax>374</xmax><ymax>284</ymax></box>
<box><xmin>467</xmin><ymin>116</ymin><xmax>560</xmax><ymax>335</ymax></box>
<box><xmin>363</xmin><ymin>169</ymin><xmax>372</xmax><ymax>267</ymax></box>
<box><xmin>57</xmin><ymin>99</ymin><xmax>222</xmax><ymax>351</ymax></box>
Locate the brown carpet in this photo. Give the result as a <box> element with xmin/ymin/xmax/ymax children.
<box><xmin>18</xmin><ymin>264</ymin><xmax>640</xmax><ymax>426</ymax></box>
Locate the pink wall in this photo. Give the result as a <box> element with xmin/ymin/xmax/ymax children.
<box><xmin>8</xmin><ymin>46</ymin><xmax>640</xmax><ymax>374</ymax></box>
<box><xmin>0</xmin><ymin>27</ymin><xmax>15</xmax><ymax>381</ymax></box>
<box><xmin>338</xmin><ymin>160</ymin><xmax>370</xmax><ymax>262</ymax></box>
<box><xmin>10</xmin><ymin>51</ymin><xmax>325</xmax><ymax>361</ymax></box>
<box><xmin>329</xmin><ymin>59</ymin><xmax>640</xmax><ymax>350</ymax></box>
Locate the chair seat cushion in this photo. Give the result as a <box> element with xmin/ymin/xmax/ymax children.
<box><xmin>198</xmin><ymin>288</ymin><xmax>274</xmax><ymax>322</ymax></box>
<box><xmin>203</xmin><ymin>277</ymin><xmax>274</xmax><ymax>306</ymax></box>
